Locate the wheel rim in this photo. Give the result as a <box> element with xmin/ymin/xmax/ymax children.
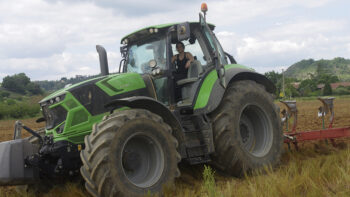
<box><xmin>239</xmin><ymin>105</ymin><xmax>273</xmax><ymax>157</ymax></box>
<box><xmin>121</xmin><ymin>132</ymin><xmax>165</xmax><ymax>188</ymax></box>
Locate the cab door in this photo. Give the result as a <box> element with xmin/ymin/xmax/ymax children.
<box><xmin>199</xmin><ymin>14</ymin><xmax>227</xmax><ymax>88</ymax></box>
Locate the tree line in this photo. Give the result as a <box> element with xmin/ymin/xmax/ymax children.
<box><xmin>265</xmin><ymin>67</ymin><xmax>350</xmax><ymax>98</ymax></box>
<box><xmin>1</xmin><ymin>73</ymin><xmax>43</xmax><ymax>95</ymax></box>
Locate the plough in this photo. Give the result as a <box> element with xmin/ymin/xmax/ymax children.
<box><xmin>281</xmin><ymin>97</ymin><xmax>350</xmax><ymax>150</ymax></box>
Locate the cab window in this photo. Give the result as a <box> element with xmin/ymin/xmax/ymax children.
<box><xmin>126</xmin><ymin>37</ymin><xmax>167</xmax><ymax>74</ymax></box>
<box><xmin>171</xmin><ymin>29</ymin><xmax>211</xmax><ymax>70</ymax></box>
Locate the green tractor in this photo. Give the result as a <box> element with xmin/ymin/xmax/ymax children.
<box><xmin>0</xmin><ymin>5</ymin><xmax>283</xmax><ymax>197</ymax></box>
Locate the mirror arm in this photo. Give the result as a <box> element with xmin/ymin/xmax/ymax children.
<box><xmin>119</xmin><ymin>59</ymin><xmax>126</xmax><ymax>73</ymax></box>
<box><xmin>224</xmin><ymin>52</ymin><xmax>237</xmax><ymax>64</ymax></box>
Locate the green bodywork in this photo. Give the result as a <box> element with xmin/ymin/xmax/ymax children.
<box><xmin>41</xmin><ymin>73</ymin><xmax>146</xmax><ymax>144</ymax></box>
<box><xmin>96</xmin><ymin>73</ymin><xmax>145</xmax><ymax>96</ymax></box>
<box><xmin>194</xmin><ymin>64</ymin><xmax>252</xmax><ymax>110</ymax></box>
<box><xmin>40</xmin><ymin>76</ymin><xmax>106</xmax><ymax>102</ymax></box>
<box><xmin>46</xmin><ymin>92</ymin><xmax>106</xmax><ymax>144</ymax></box>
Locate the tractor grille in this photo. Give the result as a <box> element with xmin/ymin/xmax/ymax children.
<box><xmin>42</xmin><ymin>105</ymin><xmax>67</xmax><ymax>130</ymax></box>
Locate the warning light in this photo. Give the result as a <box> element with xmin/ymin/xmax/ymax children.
<box><xmin>201</xmin><ymin>3</ymin><xmax>208</xmax><ymax>13</ymax></box>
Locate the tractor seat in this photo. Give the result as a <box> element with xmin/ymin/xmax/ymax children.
<box><xmin>176</xmin><ymin>60</ymin><xmax>203</xmax><ymax>105</ymax></box>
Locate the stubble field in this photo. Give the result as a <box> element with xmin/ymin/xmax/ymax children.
<box><xmin>0</xmin><ymin>97</ymin><xmax>349</xmax><ymax>197</ymax></box>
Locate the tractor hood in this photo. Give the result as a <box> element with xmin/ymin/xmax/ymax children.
<box><xmin>39</xmin><ymin>75</ymin><xmax>108</xmax><ymax>104</ymax></box>
<box><xmin>39</xmin><ymin>72</ymin><xmax>147</xmax><ymax>105</ymax></box>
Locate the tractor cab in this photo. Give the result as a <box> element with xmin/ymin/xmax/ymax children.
<box><xmin>119</xmin><ymin>13</ymin><xmax>232</xmax><ymax>110</ymax></box>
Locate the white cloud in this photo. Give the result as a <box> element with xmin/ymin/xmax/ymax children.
<box><xmin>214</xmin><ymin>16</ymin><xmax>350</xmax><ymax>74</ymax></box>
<box><xmin>0</xmin><ymin>0</ymin><xmax>349</xmax><ymax>81</ymax></box>
<box><xmin>261</xmin><ymin>20</ymin><xmax>346</xmax><ymax>39</ymax></box>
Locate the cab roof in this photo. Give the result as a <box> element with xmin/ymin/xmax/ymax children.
<box><xmin>121</xmin><ymin>22</ymin><xmax>215</xmax><ymax>44</ymax></box>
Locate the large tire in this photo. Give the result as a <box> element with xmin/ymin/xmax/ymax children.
<box><xmin>80</xmin><ymin>109</ymin><xmax>181</xmax><ymax>197</ymax></box>
<box><xmin>209</xmin><ymin>80</ymin><xmax>283</xmax><ymax>176</ymax></box>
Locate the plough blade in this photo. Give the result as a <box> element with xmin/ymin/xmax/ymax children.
<box><xmin>281</xmin><ymin>97</ymin><xmax>350</xmax><ymax>148</ymax></box>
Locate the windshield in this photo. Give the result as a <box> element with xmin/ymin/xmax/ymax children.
<box><xmin>126</xmin><ymin>36</ymin><xmax>167</xmax><ymax>74</ymax></box>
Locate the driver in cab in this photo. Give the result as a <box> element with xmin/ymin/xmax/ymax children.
<box><xmin>171</xmin><ymin>41</ymin><xmax>194</xmax><ymax>101</ymax></box>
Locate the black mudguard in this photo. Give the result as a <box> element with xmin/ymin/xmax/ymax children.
<box><xmin>0</xmin><ymin>139</ymin><xmax>39</xmax><ymax>186</ymax></box>
<box><xmin>106</xmin><ymin>96</ymin><xmax>187</xmax><ymax>158</ymax></box>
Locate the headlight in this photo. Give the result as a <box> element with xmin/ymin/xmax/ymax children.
<box><xmin>55</xmin><ymin>96</ymin><xmax>61</xmax><ymax>102</ymax></box>
<box><xmin>41</xmin><ymin>94</ymin><xmax>66</xmax><ymax>107</ymax></box>
<box><xmin>56</xmin><ymin>123</ymin><xmax>65</xmax><ymax>134</ymax></box>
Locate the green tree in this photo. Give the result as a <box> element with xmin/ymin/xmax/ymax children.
<box><xmin>2</xmin><ymin>73</ymin><xmax>30</xmax><ymax>94</ymax></box>
<box><xmin>298</xmin><ymin>79</ymin><xmax>318</xmax><ymax>96</ymax></box>
<box><xmin>334</xmin><ymin>86</ymin><xmax>350</xmax><ymax>95</ymax></box>
<box><xmin>317</xmin><ymin>74</ymin><xmax>339</xmax><ymax>84</ymax></box>
<box><xmin>0</xmin><ymin>91</ymin><xmax>10</xmax><ymax>98</ymax></box>
<box><xmin>264</xmin><ymin>71</ymin><xmax>282</xmax><ymax>85</ymax></box>
<box><xmin>264</xmin><ymin>71</ymin><xmax>282</xmax><ymax>95</ymax></box>
<box><xmin>285</xmin><ymin>83</ymin><xmax>300</xmax><ymax>97</ymax></box>
<box><xmin>323</xmin><ymin>82</ymin><xmax>332</xmax><ymax>96</ymax></box>
<box><xmin>26</xmin><ymin>82</ymin><xmax>43</xmax><ymax>95</ymax></box>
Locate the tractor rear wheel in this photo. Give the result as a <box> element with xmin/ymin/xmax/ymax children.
<box><xmin>210</xmin><ymin>80</ymin><xmax>283</xmax><ymax>176</ymax></box>
<box><xmin>80</xmin><ymin>109</ymin><xmax>180</xmax><ymax>197</ymax></box>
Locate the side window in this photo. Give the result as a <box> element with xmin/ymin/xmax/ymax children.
<box><xmin>200</xmin><ymin>15</ymin><xmax>228</xmax><ymax>66</ymax></box>
<box><xmin>202</xmin><ymin>27</ymin><xmax>216</xmax><ymax>53</ymax></box>
<box><xmin>171</xmin><ymin>38</ymin><xmax>207</xmax><ymax>67</ymax></box>
<box><xmin>214</xmin><ymin>36</ymin><xmax>228</xmax><ymax>65</ymax></box>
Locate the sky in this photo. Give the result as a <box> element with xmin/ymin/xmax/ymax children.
<box><xmin>0</xmin><ymin>0</ymin><xmax>349</xmax><ymax>81</ymax></box>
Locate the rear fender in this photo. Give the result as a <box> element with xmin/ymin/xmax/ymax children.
<box><xmin>106</xmin><ymin>96</ymin><xmax>186</xmax><ymax>158</ymax></box>
<box><xmin>194</xmin><ymin>65</ymin><xmax>275</xmax><ymax>114</ymax></box>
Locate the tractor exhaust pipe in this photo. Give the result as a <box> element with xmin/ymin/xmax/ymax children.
<box><xmin>96</xmin><ymin>45</ymin><xmax>109</xmax><ymax>76</ymax></box>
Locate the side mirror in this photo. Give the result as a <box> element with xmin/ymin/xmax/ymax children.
<box><xmin>177</xmin><ymin>22</ymin><xmax>190</xmax><ymax>41</ymax></box>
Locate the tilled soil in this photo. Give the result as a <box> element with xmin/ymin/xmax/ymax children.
<box><xmin>0</xmin><ymin>117</ymin><xmax>45</xmax><ymax>141</ymax></box>
<box><xmin>277</xmin><ymin>98</ymin><xmax>350</xmax><ymax>132</ymax></box>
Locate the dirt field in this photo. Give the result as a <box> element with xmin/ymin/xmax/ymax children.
<box><xmin>0</xmin><ymin>117</ymin><xmax>44</xmax><ymax>141</ymax></box>
<box><xmin>280</xmin><ymin>97</ymin><xmax>350</xmax><ymax>132</ymax></box>
<box><xmin>0</xmin><ymin>98</ymin><xmax>349</xmax><ymax>197</ymax></box>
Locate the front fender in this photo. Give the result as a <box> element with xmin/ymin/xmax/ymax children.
<box><xmin>105</xmin><ymin>96</ymin><xmax>186</xmax><ymax>158</ymax></box>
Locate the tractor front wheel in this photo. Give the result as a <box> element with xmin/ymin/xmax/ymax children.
<box><xmin>80</xmin><ymin>109</ymin><xmax>180</xmax><ymax>197</ymax></box>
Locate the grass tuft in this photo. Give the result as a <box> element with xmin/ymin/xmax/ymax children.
<box><xmin>202</xmin><ymin>165</ymin><xmax>217</xmax><ymax>197</ymax></box>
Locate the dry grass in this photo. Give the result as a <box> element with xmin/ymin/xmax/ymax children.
<box><xmin>0</xmin><ymin>98</ymin><xmax>350</xmax><ymax>197</ymax></box>
<box><xmin>1</xmin><ymin>143</ymin><xmax>348</xmax><ymax>197</ymax></box>
<box><xmin>167</xmin><ymin>142</ymin><xmax>350</xmax><ymax>197</ymax></box>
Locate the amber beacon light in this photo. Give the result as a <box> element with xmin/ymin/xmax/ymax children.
<box><xmin>201</xmin><ymin>3</ymin><xmax>208</xmax><ymax>13</ymax></box>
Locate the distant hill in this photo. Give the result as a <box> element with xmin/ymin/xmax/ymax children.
<box><xmin>285</xmin><ymin>57</ymin><xmax>350</xmax><ymax>81</ymax></box>
<box><xmin>34</xmin><ymin>74</ymin><xmax>99</xmax><ymax>93</ymax></box>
